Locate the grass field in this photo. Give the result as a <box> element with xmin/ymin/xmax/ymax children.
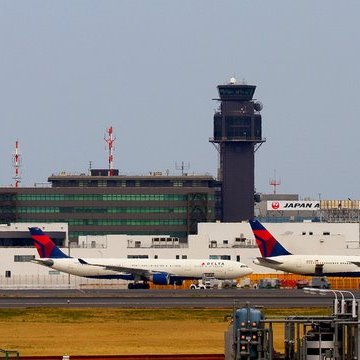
<box><xmin>0</xmin><ymin>307</ymin><xmax>330</xmax><ymax>356</ymax></box>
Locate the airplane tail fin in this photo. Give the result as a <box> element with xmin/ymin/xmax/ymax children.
<box><xmin>249</xmin><ymin>220</ymin><xmax>292</xmax><ymax>257</ymax></box>
<box><xmin>29</xmin><ymin>227</ymin><xmax>70</xmax><ymax>258</ymax></box>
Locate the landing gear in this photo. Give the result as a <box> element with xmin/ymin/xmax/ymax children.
<box><xmin>128</xmin><ymin>282</ymin><xmax>150</xmax><ymax>290</ymax></box>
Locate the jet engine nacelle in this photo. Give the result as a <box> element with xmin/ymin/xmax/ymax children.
<box><xmin>151</xmin><ymin>272</ymin><xmax>170</xmax><ymax>285</ymax></box>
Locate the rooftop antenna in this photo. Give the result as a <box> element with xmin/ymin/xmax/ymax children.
<box><xmin>269</xmin><ymin>169</ymin><xmax>281</xmax><ymax>195</ymax></box>
<box><xmin>13</xmin><ymin>140</ymin><xmax>21</xmax><ymax>187</ymax></box>
<box><xmin>104</xmin><ymin>126</ymin><xmax>116</xmax><ymax>176</ymax></box>
<box><xmin>229</xmin><ymin>77</ymin><xmax>237</xmax><ymax>85</ymax></box>
<box><xmin>175</xmin><ymin>161</ymin><xmax>190</xmax><ymax>176</ymax></box>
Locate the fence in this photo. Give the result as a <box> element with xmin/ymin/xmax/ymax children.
<box><xmin>1</xmin><ymin>273</ymin><xmax>360</xmax><ymax>290</ymax></box>
<box><xmin>0</xmin><ymin>274</ymin><xmax>128</xmax><ymax>290</ymax></box>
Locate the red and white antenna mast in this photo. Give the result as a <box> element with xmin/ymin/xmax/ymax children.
<box><xmin>13</xmin><ymin>140</ymin><xmax>21</xmax><ymax>187</ymax></box>
<box><xmin>269</xmin><ymin>170</ymin><xmax>281</xmax><ymax>195</ymax></box>
<box><xmin>104</xmin><ymin>126</ymin><xmax>116</xmax><ymax>176</ymax></box>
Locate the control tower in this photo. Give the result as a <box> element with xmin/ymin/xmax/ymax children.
<box><xmin>210</xmin><ymin>78</ymin><xmax>265</xmax><ymax>221</ymax></box>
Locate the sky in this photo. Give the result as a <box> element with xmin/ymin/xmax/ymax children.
<box><xmin>0</xmin><ymin>1</ymin><xmax>359</xmax><ymax>200</ymax></box>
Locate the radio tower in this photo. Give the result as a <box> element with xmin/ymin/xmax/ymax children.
<box><xmin>104</xmin><ymin>126</ymin><xmax>116</xmax><ymax>176</ymax></box>
<box><xmin>13</xmin><ymin>140</ymin><xmax>21</xmax><ymax>187</ymax></box>
<box><xmin>269</xmin><ymin>170</ymin><xmax>281</xmax><ymax>194</ymax></box>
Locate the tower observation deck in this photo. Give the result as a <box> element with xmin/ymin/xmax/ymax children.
<box><xmin>210</xmin><ymin>78</ymin><xmax>265</xmax><ymax>222</ymax></box>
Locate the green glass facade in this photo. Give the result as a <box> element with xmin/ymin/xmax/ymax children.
<box><xmin>0</xmin><ymin>174</ymin><xmax>216</xmax><ymax>241</ymax></box>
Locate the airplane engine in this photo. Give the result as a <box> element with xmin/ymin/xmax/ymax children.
<box><xmin>151</xmin><ymin>272</ymin><xmax>170</xmax><ymax>285</ymax></box>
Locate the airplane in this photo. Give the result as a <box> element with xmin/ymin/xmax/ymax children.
<box><xmin>249</xmin><ymin>219</ymin><xmax>360</xmax><ymax>277</ymax></box>
<box><xmin>29</xmin><ymin>227</ymin><xmax>253</xmax><ymax>289</ymax></box>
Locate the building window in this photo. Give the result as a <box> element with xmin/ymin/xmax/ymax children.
<box><xmin>236</xmin><ymin>255</ymin><xmax>241</xmax><ymax>262</ymax></box>
<box><xmin>173</xmin><ymin>181</ymin><xmax>183</xmax><ymax>187</ymax></box>
<box><xmin>182</xmin><ymin>255</ymin><xmax>187</xmax><ymax>259</ymax></box>
<box><xmin>127</xmin><ymin>255</ymin><xmax>149</xmax><ymax>259</ymax></box>
<box><xmin>5</xmin><ymin>271</ymin><xmax>11</xmax><ymax>278</ymax></box>
<box><xmin>176</xmin><ymin>255</ymin><xmax>180</xmax><ymax>259</ymax></box>
<box><xmin>49</xmin><ymin>270</ymin><xmax>61</xmax><ymax>275</ymax></box>
<box><xmin>14</xmin><ymin>255</ymin><xmax>35</xmax><ymax>262</ymax></box>
<box><xmin>210</xmin><ymin>255</ymin><xmax>230</xmax><ymax>260</ymax></box>
<box><xmin>154</xmin><ymin>255</ymin><xmax>158</xmax><ymax>259</ymax></box>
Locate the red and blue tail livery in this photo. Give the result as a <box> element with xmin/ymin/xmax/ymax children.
<box><xmin>249</xmin><ymin>220</ymin><xmax>292</xmax><ymax>257</ymax></box>
<box><xmin>29</xmin><ymin>227</ymin><xmax>69</xmax><ymax>258</ymax></box>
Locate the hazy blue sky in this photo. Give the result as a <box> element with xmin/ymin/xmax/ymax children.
<box><xmin>0</xmin><ymin>1</ymin><xmax>359</xmax><ymax>200</ymax></box>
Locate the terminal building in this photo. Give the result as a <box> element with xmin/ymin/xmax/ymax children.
<box><xmin>0</xmin><ymin>171</ymin><xmax>216</xmax><ymax>242</ymax></box>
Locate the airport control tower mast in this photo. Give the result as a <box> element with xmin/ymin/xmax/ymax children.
<box><xmin>210</xmin><ymin>78</ymin><xmax>265</xmax><ymax>221</ymax></box>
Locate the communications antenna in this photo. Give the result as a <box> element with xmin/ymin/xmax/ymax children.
<box><xmin>13</xmin><ymin>140</ymin><xmax>21</xmax><ymax>187</ymax></box>
<box><xmin>269</xmin><ymin>170</ymin><xmax>281</xmax><ymax>194</ymax></box>
<box><xmin>175</xmin><ymin>161</ymin><xmax>190</xmax><ymax>175</ymax></box>
<box><xmin>104</xmin><ymin>126</ymin><xmax>116</xmax><ymax>176</ymax></box>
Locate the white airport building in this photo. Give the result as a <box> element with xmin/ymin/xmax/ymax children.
<box><xmin>0</xmin><ymin>218</ymin><xmax>360</xmax><ymax>289</ymax></box>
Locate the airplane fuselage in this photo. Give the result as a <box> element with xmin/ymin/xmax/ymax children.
<box><xmin>254</xmin><ymin>255</ymin><xmax>360</xmax><ymax>277</ymax></box>
<box><xmin>35</xmin><ymin>257</ymin><xmax>253</xmax><ymax>280</ymax></box>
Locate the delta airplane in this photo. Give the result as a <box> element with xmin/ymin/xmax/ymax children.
<box><xmin>249</xmin><ymin>219</ymin><xmax>360</xmax><ymax>277</ymax></box>
<box><xmin>29</xmin><ymin>227</ymin><xmax>253</xmax><ymax>289</ymax></box>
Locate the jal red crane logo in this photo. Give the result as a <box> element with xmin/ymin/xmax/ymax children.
<box><xmin>272</xmin><ymin>201</ymin><xmax>280</xmax><ymax>210</ymax></box>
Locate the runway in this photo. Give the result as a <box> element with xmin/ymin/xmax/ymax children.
<box><xmin>1</xmin><ymin>288</ymin><xmax>357</xmax><ymax>308</ymax></box>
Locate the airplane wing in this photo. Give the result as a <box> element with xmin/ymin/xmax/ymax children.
<box><xmin>256</xmin><ymin>257</ymin><xmax>283</xmax><ymax>265</ymax></box>
<box><xmin>78</xmin><ymin>258</ymin><xmax>170</xmax><ymax>277</ymax></box>
<box><xmin>350</xmin><ymin>261</ymin><xmax>360</xmax><ymax>267</ymax></box>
